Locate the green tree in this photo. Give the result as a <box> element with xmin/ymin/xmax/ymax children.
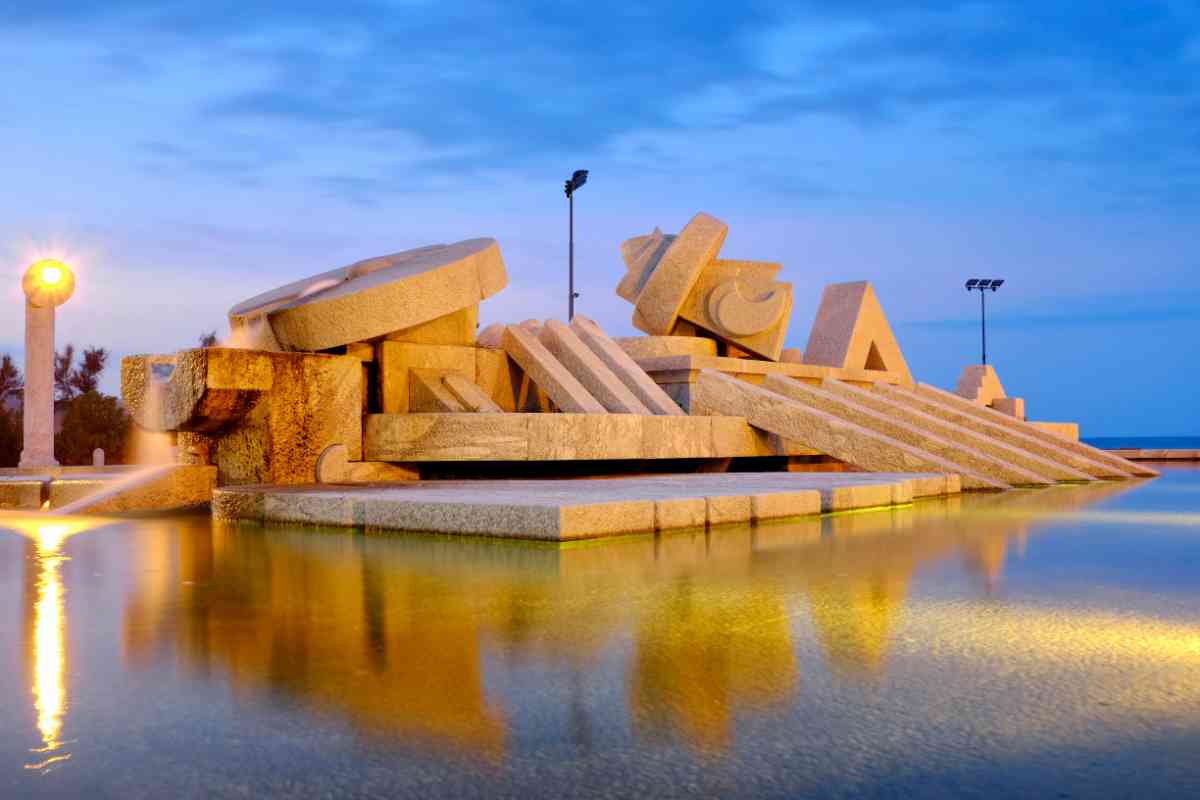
<box><xmin>54</xmin><ymin>343</ymin><xmax>77</xmax><ymax>401</ymax></box>
<box><xmin>0</xmin><ymin>406</ymin><xmax>20</xmax><ymax>467</ymax></box>
<box><xmin>0</xmin><ymin>354</ymin><xmax>21</xmax><ymax>406</ymax></box>
<box><xmin>199</xmin><ymin>330</ymin><xmax>219</xmax><ymax>348</ymax></box>
<box><xmin>69</xmin><ymin>347</ymin><xmax>108</xmax><ymax>395</ymax></box>
<box><xmin>54</xmin><ymin>391</ymin><xmax>129</xmax><ymax>466</ymax></box>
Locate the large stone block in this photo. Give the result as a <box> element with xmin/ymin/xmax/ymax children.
<box><xmin>539</xmin><ymin>320</ymin><xmax>649</xmax><ymax>414</ymax></box>
<box><xmin>762</xmin><ymin>374</ymin><xmax>1052</xmax><ymax>487</ymax></box>
<box><xmin>623</xmin><ymin>213</ymin><xmax>728</xmax><ymax>334</ymax></box>
<box><xmin>527</xmin><ymin>414</ymin><xmax>643</xmax><ymax>460</ymax></box>
<box><xmin>500</xmin><ymin>325</ymin><xmax>605</xmax><ymax>413</ymax></box>
<box><xmin>571</xmin><ymin>316</ymin><xmax>684</xmax><ymax>416</ymax></box>
<box><xmin>385</xmin><ymin>305</ymin><xmax>479</xmax><ymax>346</ymax></box>
<box><xmin>803</xmin><ymin>282</ymin><xmax>913</xmax><ymax>385</ymax></box>
<box><xmin>122</xmin><ymin>348</ymin><xmax>273</xmax><ymax>433</ymax></box>
<box><xmin>474</xmin><ymin>347</ymin><xmax>520</xmax><ymax>412</ymax></box>
<box><xmin>366</xmin><ymin>413</ymin><xmax>529</xmax><ymax>461</ymax></box>
<box><xmin>675</xmin><ymin>259</ymin><xmax>792</xmax><ymax>361</ymax></box>
<box><xmin>616</xmin><ymin>335</ymin><xmax>718</xmax><ymax>359</ymax></box>
<box><xmin>691</xmin><ymin>370</ymin><xmax>1006</xmax><ymax>491</ymax></box>
<box><xmin>377</xmin><ymin>342</ymin><xmax>476</xmax><ymax>414</ymax></box>
<box><xmin>228</xmin><ymin>239</ymin><xmax>507</xmax><ymax>351</ymax></box>
<box><xmin>955</xmin><ymin>364</ymin><xmax>1006</xmax><ymax>405</ymax></box>
<box><xmin>52</xmin><ymin>465</ymin><xmax>217</xmax><ymax>513</ymax></box>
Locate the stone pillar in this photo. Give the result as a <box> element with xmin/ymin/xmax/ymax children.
<box><xmin>19</xmin><ymin>301</ymin><xmax>59</xmax><ymax>468</ymax></box>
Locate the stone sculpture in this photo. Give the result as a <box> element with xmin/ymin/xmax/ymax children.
<box><xmin>797</xmin><ymin>281</ymin><xmax>913</xmax><ymax>385</ymax></box>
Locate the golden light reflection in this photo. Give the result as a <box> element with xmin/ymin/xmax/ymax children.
<box><xmin>27</xmin><ymin>523</ymin><xmax>71</xmax><ymax>771</ymax></box>
<box><xmin>2</xmin><ymin>514</ymin><xmax>110</xmax><ymax>772</ymax></box>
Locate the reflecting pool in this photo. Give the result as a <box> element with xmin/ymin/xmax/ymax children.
<box><xmin>3</xmin><ymin>468</ymin><xmax>1199</xmax><ymax>798</ymax></box>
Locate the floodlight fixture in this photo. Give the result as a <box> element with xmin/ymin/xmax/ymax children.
<box><xmin>964</xmin><ymin>277</ymin><xmax>1004</xmax><ymax>364</ymax></box>
<box><xmin>564</xmin><ymin>169</ymin><xmax>589</xmax><ymax>319</ymax></box>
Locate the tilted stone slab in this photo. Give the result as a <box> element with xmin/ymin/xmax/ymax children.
<box><xmin>409</xmin><ymin>369</ymin><xmax>468</xmax><ymax>412</ymax></box>
<box><xmin>762</xmin><ymin>374</ymin><xmax>1053</xmax><ymax>488</ymax></box>
<box><xmin>912</xmin><ymin>382</ymin><xmax>1157</xmax><ymax>478</ymax></box>
<box><xmin>441</xmin><ymin>373</ymin><xmax>504</xmax><ymax>413</ymax></box>
<box><xmin>571</xmin><ymin>315</ymin><xmax>684</xmax><ymax>415</ymax></box>
<box><xmin>228</xmin><ymin>239</ymin><xmax>507</xmax><ymax>352</ymax></box>
<box><xmin>821</xmin><ymin>379</ymin><xmax>1092</xmax><ymax>483</ymax></box>
<box><xmin>877</xmin><ymin>384</ymin><xmax>1134</xmax><ymax>479</ymax></box>
<box><xmin>628</xmin><ymin>212</ymin><xmax>728</xmax><ymax>334</ymax></box>
<box><xmin>501</xmin><ymin>325</ymin><xmax>606</xmax><ymax>413</ymax></box>
<box><xmin>691</xmin><ymin>370</ymin><xmax>1007</xmax><ymax>491</ymax></box>
<box><xmin>539</xmin><ymin>320</ymin><xmax>650</xmax><ymax>414</ymax></box>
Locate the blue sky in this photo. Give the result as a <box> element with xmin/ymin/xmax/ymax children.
<box><xmin>1</xmin><ymin>1</ymin><xmax>1197</xmax><ymax>435</ymax></box>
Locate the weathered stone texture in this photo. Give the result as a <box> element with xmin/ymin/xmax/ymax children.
<box><xmin>500</xmin><ymin>325</ymin><xmax>605</xmax><ymax>413</ymax></box>
<box><xmin>571</xmin><ymin>316</ymin><xmax>684</xmax><ymax>416</ymax></box>
<box><xmin>539</xmin><ymin>320</ymin><xmax>649</xmax><ymax>414</ymax></box>
<box><xmin>803</xmin><ymin>281</ymin><xmax>913</xmax><ymax>385</ymax></box>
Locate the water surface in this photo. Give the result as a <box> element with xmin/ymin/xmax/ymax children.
<box><xmin>2</xmin><ymin>467</ymin><xmax>1199</xmax><ymax>798</ymax></box>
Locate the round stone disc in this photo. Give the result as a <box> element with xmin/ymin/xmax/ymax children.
<box><xmin>228</xmin><ymin>238</ymin><xmax>507</xmax><ymax>351</ymax></box>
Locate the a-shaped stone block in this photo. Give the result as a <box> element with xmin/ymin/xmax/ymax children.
<box><xmin>803</xmin><ymin>282</ymin><xmax>913</xmax><ymax>385</ymax></box>
<box><xmin>228</xmin><ymin>239</ymin><xmax>506</xmax><ymax>352</ymax></box>
<box><xmin>500</xmin><ymin>325</ymin><xmax>605</xmax><ymax>413</ymax></box>
<box><xmin>377</xmin><ymin>342</ymin><xmax>476</xmax><ymax>414</ymax></box>
<box><xmin>690</xmin><ymin>370</ymin><xmax>1007</xmax><ymax>490</ymax></box>
<box><xmin>538</xmin><ymin>320</ymin><xmax>649</xmax><ymax>414</ymax></box>
<box><xmin>572</xmin><ymin>316</ymin><xmax>684</xmax><ymax>416</ymax></box>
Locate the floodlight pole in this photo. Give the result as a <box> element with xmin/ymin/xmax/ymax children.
<box><xmin>568</xmin><ymin>189</ymin><xmax>575</xmax><ymax>320</ymax></box>
<box><xmin>980</xmin><ymin>288</ymin><xmax>987</xmax><ymax>365</ymax></box>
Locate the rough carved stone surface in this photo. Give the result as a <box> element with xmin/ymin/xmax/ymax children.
<box><xmin>821</xmin><ymin>378</ymin><xmax>1093</xmax><ymax>482</ymax></box>
<box><xmin>911</xmin><ymin>383</ymin><xmax>1157</xmax><ymax>477</ymax></box>
<box><xmin>228</xmin><ymin>239</ymin><xmax>507</xmax><ymax>352</ymax></box>
<box><xmin>539</xmin><ymin>320</ymin><xmax>649</xmax><ymax>414</ymax></box>
<box><xmin>572</xmin><ymin>317</ymin><xmax>684</xmax><ymax>416</ymax></box>
<box><xmin>122</xmin><ymin>348</ymin><xmax>273</xmax><ymax>433</ymax></box>
<box><xmin>500</xmin><ymin>325</ymin><xmax>606</xmax><ymax>413</ymax></box>
<box><xmin>676</xmin><ymin>259</ymin><xmax>792</xmax><ymax>360</ymax></box>
<box><xmin>409</xmin><ymin>369</ymin><xmax>469</xmax><ymax>412</ymax></box>
<box><xmin>690</xmin><ymin>369</ymin><xmax>1006</xmax><ymax>490</ymax></box>
<box><xmin>762</xmin><ymin>374</ymin><xmax>1052</xmax><ymax>487</ymax></box>
<box><xmin>803</xmin><ymin>282</ymin><xmax>913</xmax><ymax>385</ymax></box>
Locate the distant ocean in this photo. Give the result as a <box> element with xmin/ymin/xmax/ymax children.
<box><xmin>1083</xmin><ymin>436</ymin><xmax>1200</xmax><ymax>450</ymax></box>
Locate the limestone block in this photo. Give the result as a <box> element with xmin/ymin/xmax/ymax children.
<box><xmin>705</xmin><ymin>494</ymin><xmax>752</xmax><ymax>525</ymax></box>
<box><xmin>500</xmin><ymin>325</ymin><xmax>605</xmax><ymax>413</ymax></box>
<box><xmin>1030</xmin><ymin>421</ymin><xmax>1079</xmax><ymax>441</ymax></box>
<box><xmin>821</xmin><ymin>379</ymin><xmax>1092</xmax><ymax>483</ymax></box>
<box><xmin>53</xmin><ymin>465</ymin><xmax>217</xmax><ymax>513</ymax></box>
<box><xmin>442</xmin><ymin>373</ymin><xmax>504</xmax><ymax>413</ymax></box>
<box><xmin>476</xmin><ymin>322</ymin><xmax>506</xmax><ymax>349</ymax></box>
<box><xmin>122</xmin><ymin>348</ymin><xmax>273</xmax><ymax>433</ymax></box>
<box><xmin>570</xmin><ymin>316</ymin><xmax>684</xmax><ymax>416</ymax></box>
<box><xmin>624</xmin><ymin>213</ymin><xmax>728</xmax><ymax>334</ymax></box>
<box><xmin>316</xmin><ymin>443</ymin><xmax>419</xmax><ymax>483</ymax></box>
<box><xmin>641</xmin><ymin>415</ymin><xmax>713</xmax><ymax>459</ymax></box>
<box><xmin>690</xmin><ymin>370</ymin><xmax>1008</xmax><ymax>491</ymax></box>
<box><xmin>211</xmin><ymin>352</ymin><xmax>363</xmax><ymax>486</ymax></box>
<box><xmin>539</xmin><ymin>320</ymin><xmax>650</xmax><ymax>414</ymax></box>
<box><xmin>910</xmin><ymin>382</ymin><xmax>1156</xmax><ymax>477</ymax></box>
<box><xmin>956</xmin><ymin>364</ymin><xmax>1006</xmax><ymax>405</ymax></box>
<box><xmin>385</xmin><ymin>305</ymin><xmax>478</xmax><ymax>346</ymax></box>
<box><xmin>475</xmin><ymin>348</ymin><xmax>519</xmax><ymax>412</ymax></box>
<box><xmin>344</xmin><ymin>342</ymin><xmax>375</xmax><ymax>361</ymax></box>
<box><xmin>0</xmin><ymin>479</ymin><xmax>43</xmax><ymax>509</ymax></box>
<box><xmin>228</xmin><ymin>239</ymin><xmax>507</xmax><ymax>352</ymax></box>
<box><xmin>409</xmin><ymin>369</ymin><xmax>469</xmax><ymax>412</ymax></box>
<box><xmin>654</xmin><ymin>497</ymin><xmax>707</xmax><ymax>530</ymax></box>
<box><xmin>990</xmin><ymin>396</ymin><xmax>1025</xmax><ymax>420</ymax></box>
<box><xmin>616</xmin><ymin>335</ymin><xmax>718</xmax><ymax>359</ymax></box>
<box><xmin>749</xmin><ymin>490</ymin><xmax>822</xmax><ymax>520</ymax></box>
<box><xmin>527</xmin><ymin>414</ymin><xmax>643</xmax><ymax>460</ymax></box>
<box><xmin>366</xmin><ymin>413</ymin><xmax>529</xmax><ymax>461</ymax></box>
<box><xmin>675</xmin><ymin>258</ymin><xmax>793</xmax><ymax>361</ymax></box>
<box><xmin>762</xmin><ymin>374</ymin><xmax>1052</xmax><ymax>487</ymax></box>
<box><xmin>803</xmin><ymin>282</ymin><xmax>913</xmax><ymax>385</ymax></box>
<box><xmin>709</xmin><ymin>415</ymin><xmax>772</xmax><ymax>457</ymax></box>
<box><xmin>377</xmin><ymin>342</ymin><xmax>476</xmax><ymax>414</ymax></box>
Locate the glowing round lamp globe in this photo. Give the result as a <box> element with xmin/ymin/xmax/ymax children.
<box><xmin>22</xmin><ymin>259</ymin><xmax>76</xmax><ymax>308</ymax></box>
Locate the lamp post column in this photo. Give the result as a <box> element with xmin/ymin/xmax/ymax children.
<box><xmin>20</xmin><ymin>301</ymin><xmax>58</xmax><ymax>468</ymax></box>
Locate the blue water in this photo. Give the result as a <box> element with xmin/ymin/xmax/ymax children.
<box><xmin>1083</xmin><ymin>435</ymin><xmax>1200</xmax><ymax>449</ymax></box>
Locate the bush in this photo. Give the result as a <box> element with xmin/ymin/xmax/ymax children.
<box><xmin>54</xmin><ymin>391</ymin><xmax>130</xmax><ymax>466</ymax></box>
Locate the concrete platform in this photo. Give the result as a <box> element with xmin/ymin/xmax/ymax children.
<box><xmin>0</xmin><ymin>465</ymin><xmax>215</xmax><ymax>512</ymax></box>
<box><xmin>212</xmin><ymin>471</ymin><xmax>961</xmax><ymax>541</ymax></box>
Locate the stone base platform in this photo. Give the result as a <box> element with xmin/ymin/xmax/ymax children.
<box><xmin>0</xmin><ymin>465</ymin><xmax>216</xmax><ymax>512</ymax></box>
<box><xmin>213</xmin><ymin>471</ymin><xmax>961</xmax><ymax>541</ymax></box>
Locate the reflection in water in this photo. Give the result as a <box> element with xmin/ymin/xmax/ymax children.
<box><xmin>4</xmin><ymin>516</ymin><xmax>108</xmax><ymax>772</ymax></box>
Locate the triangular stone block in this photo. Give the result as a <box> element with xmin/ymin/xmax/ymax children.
<box><xmin>803</xmin><ymin>282</ymin><xmax>912</xmax><ymax>384</ymax></box>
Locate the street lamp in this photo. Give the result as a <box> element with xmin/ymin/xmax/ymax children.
<box><xmin>20</xmin><ymin>259</ymin><xmax>76</xmax><ymax>468</ymax></box>
<box><xmin>564</xmin><ymin>169</ymin><xmax>588</xmax><ymax>320</ymax></box>
<box><xmin>964</xmin><ymin>278</ymin><xmax>1004</xmax><ymax>365</ymax></box>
